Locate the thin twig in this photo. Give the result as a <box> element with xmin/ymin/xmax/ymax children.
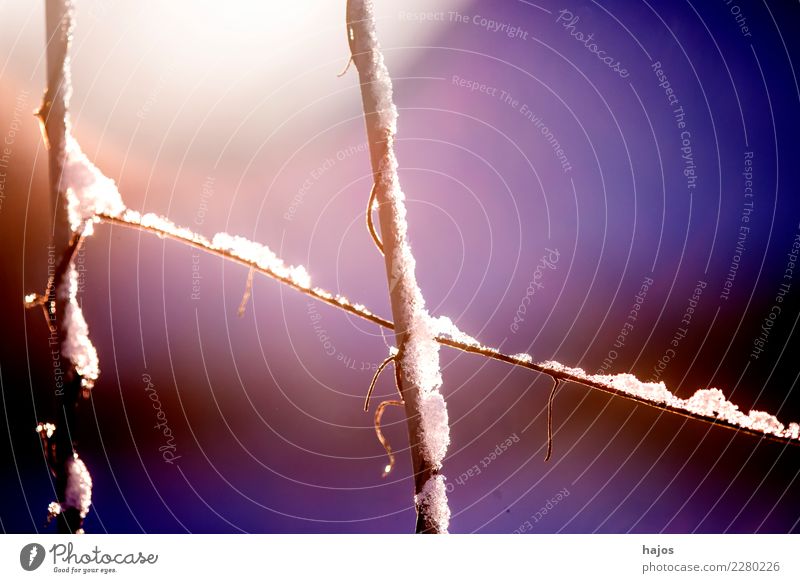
<box><xmin>364</xmin><ymin>354</ymin><xmax>396</xmax><ymax>411</ymax></box>
<box><xmin>375</xmin><ymin>400</ymin><xmax>404</xmax><ymax>477</ymax></box>
<box><xmin>347</xmin><ymin>0</ymin><xmax>450</xmax><ymax>534</ymax></box>
<box><xmin>365</xmin><ymin>183</ymin><xmax>383</xmax><ymax>254</ymax></box>
<box><xmin>337</xmin><ymin>55</ymin><xmax>354</xmax><ymax>78</ymax></box>
<box><xmin>97</xmin><ymin>212</ymin><xmax>394</xmax><ymax>329</ymax></box>
<box><xmin>237</xmin><ymin>267</ymin><xmax>255</xmax><ymax>317</ymax></box>
<box><xmin>545</xmin><ymin>379</ymin><xmax>560</xmax><ymax>462</ymax></box>
<box><xmin>93</xmin><ymin>212</ymin><xmax>800</xmax><ymax>448</ymax></box>
<box><xmin>37</xmin><ymin>0</ymin><xmax>92</xmax><ymax>534</ymax></box>
<box><xmin>44</xmin><ymin>232</ymin><xmax>84</xmax><ymax>326</ymax></box>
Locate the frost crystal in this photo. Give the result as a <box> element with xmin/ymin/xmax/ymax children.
<box><xmin>52</xmin><ymin>10</ymin><xmax>125</xmax><ymax>236</ymax></box>
<box><xmin>358</xmin><ymin>1</ymin><xmax>398</xmax><ymax>135</ymax></box>
<box><xmin>63</xmin><ymin>135</ymin><xmax>125</xmax><ymax>233</ymax></box>
<box><xmin>211</xmin><ymin>232</ymin><xmax>311</xmax><ymax>289</ymax></box>
<box><xmin>119</xmin><ymin>210</ymin><xmax>321</xmax><ymax>294</ymax></box>
<box><xmin>401</xmin><ymin>308</ymin><xmax>449</xmax><ymax>468</ymax></box>
<box><xmin>64</xmin><ymin>453</ymin><xmax>92</xmax><ymax>519</ymax></box>
<box><xmin>36</xmin><ymin>422</ymin><xmax>56</xmax><ymax>439</ymax></box>
<box><xmin>415</xmin><ymin>475</ymin><xmax>450</xmax><ymax>533</ymax></box>
<box><xmin>123</xmin><ymin>210</ymin><xmax>211</xmax><ymax>247</ymax></box>
<box><xmin>431</xmin><ymin>315</ymin><xmax>484</xmax><ymax>349</ymax></box>
<box><xmin>116</xmin><ymin>210</ymin><xmax>397</xmax><ymax>327</ymax></box>
<box><xmin>59</xmin><ymin>265</ymin><xmax>99</xmax><ymax>389</ymax></box>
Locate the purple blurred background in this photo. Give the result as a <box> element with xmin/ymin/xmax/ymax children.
<box><xmin>1</xmin><ymin>0</ymin><xmax>799</xmax><ymax>533</ymax></box>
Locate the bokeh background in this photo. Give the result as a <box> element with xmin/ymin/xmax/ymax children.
<box><xmin>1</xmin><ymin>0</ymin><xmax>799</xmax><ymax>533</ymax></box>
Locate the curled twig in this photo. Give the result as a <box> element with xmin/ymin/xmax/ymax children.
<box><xmin>337</xmin><ymin>55</ymin><xmax>354</xmax><ymax>77</ymax></box>
<box><xmin>375</xmin><ymin>400</ymin><xmax>404</xmax><ymax>477</ymax></box>
<box><xmin>237</xmin><ymin>267</ymin><xmax>255</xmax><ymax>317</ymax></box>
<box><xmin>545</xmin><ymin>378</ymin><xmax>561</xmax><ymax>462</ymax></box>
<box><xmin>365</xmin><ymin>183</ymin><xmax>383</xmax><ymax>254</ymax></box>
<box><xmin>364</xmin><ymin>353</ymin><xmax>397</xmax><ymax>411</ymax></box>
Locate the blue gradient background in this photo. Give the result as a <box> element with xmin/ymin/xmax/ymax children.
<box><xmin>1</xmin><ymin>0</ymin><xmax>799</xmax><ymax>533</ymax></box>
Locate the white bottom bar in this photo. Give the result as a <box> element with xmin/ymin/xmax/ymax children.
<box><xmin>1</xmin><ymin>534</ymin><xmax>796</xmax><ymax>582</ymax></box>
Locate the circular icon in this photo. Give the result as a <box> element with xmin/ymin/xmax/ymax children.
<box><xmin>19</xmin><ymin>543</ymin><xmax>46</xmax><ymax>571</ymax></box>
